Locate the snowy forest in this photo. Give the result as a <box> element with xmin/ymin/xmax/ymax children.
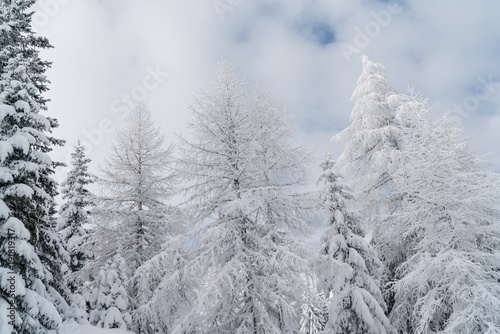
<box><xmin>1</xmin><ymin>1</ymin><xmax>500</xmax><ymax>334</ymax></box>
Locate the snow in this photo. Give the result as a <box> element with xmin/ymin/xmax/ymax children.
<box><xmin>31</xmin><ymin>112</ymin><xmax>51</xmax><ymax>129</ymax></box>
<box><xmin>0</xmin><ymin>166</ymin><xmax>13</xmax><ymax>183</ymax></box>
<box><xmin>0</xmin><ymin>104</ymin><xmax>15</xmax><ymax>120</ymax></box>
<box><xmin>0</xmin><ymin>141</ymin><xmax>13</xmax><ymax>162</ymax></box>
<box><xmin>59</xmin><ymin>320</ymin><xmax>135</xmax><ymax>334</ymax></box>
<box><xmin>0</xmin><ymin>298</ymin><xmax>14</xmax><ymax>334</ymax></box>
<box><xmin>1</xmin><ymin>217</ymin><xmax>30</xmax><ymax>240</ymax></box>
<box><xmin>0</xmin><ymin>199</ymin><xmax>10</xmax><ymax>219</ymax></box>
<box><xmin>14</xmin><ymin>100</ymin><xmax>31</xmax><ymax>113</ymax></box>
<box><xmin>32</xmin><ymin>150</ymin><xmax>53</xmax><ymax>166</ymax></box>
<box><xmin>0</xmin><ymin>22</ymin><xmax>12</xmax><ymax>33</ymax></box>
<box><xmin>23</xmin><ymin>289</ymin><xmax>62</xmax><ymax>326</ymax></box>
<box><xmin>7</xmin><ymin>133</ymin><xmax>31</xmax><ymax>154</ymax></box>
<box><xmin>5</xmin><ymin>183</ymin><xmax>34</xmax><ymax>198</ymax></box>
<box><xmin>0</xmin><ymin>269</ymin><xmax>26</xmax><ymax>297</ymax></box>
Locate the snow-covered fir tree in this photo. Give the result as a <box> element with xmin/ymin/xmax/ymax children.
<box><xmin>316</xmin><ymin>153</ymin><xmax>394</xmax><ymax>334</ymax></box>
<box><xmin>384</xmin><ymin>110</ymin><xmax>500</xmax><ymax>333</ymax></box>
<box><xmin>57</xmin><ymin>141</ymin><xmax>94</xmax><ymax>292</ymax></box>
<box><xmin>0</xmin><ymin>1</ymin><xmax>70</xmax><ymax>332</ymax></box>
<box><xmin>90</xmin><ymin>102</ymin><xmax>180</xmax><ymax>276</ymax></box>
<box><xmin>89</xmin><ymin>254</ymin><xmax>131</xmax><ymax>330</ymax></box>
<box><xmin>169</xmin><ymin>61</ymin><xmax>317</xmax><ymax>333</ymax></box>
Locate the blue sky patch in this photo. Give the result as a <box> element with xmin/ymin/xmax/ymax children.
<box><xmin>294</xmin><ymin>20</ymin><xmax>336</xmax><ymax>46</ymax></box>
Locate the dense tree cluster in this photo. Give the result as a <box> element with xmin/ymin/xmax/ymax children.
<box><xmin>335</xmin><ymin>57</ymin><xmax>500</xmax><ymax>334</ymax></box>
<box><xmin>0</xmin><ymin>2</ymin><xmax>499</xmax><ymax>333</ymax></box>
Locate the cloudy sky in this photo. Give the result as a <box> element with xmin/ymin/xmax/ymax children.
<box><xmin>32</xmin><ymin>0</ymin><xmax>500</xmax><ymax>188</ymax></box>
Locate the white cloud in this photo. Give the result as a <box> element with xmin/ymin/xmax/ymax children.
<box><xmin>33</xmin><ymin>0</ymin><xmax>500</xmax><ymax>188</ymax></box>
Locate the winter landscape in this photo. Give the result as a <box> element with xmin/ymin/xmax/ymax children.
<box><xmin>1</xmin><ymin>1</ymin><xmax>500</xmax><ymax>334</ymax></box>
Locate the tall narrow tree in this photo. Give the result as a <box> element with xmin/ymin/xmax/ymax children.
<box><xmin>333</xmin><ymin>57</ymin><xmax>418</xmax><ymax>312</ymax></box>
<box><xmin>369</xmin><ymin>90</ymin><xmax>429</xmax><ymax>291</ymax></box>
<box><xmin>334</xmin><ymin>55</ymin><xmax>401</xmax><ymax>216</ymax></box>
<box><xmin>0</xmin><ymin>1</ymin><xmax>69</xmax><ymax>332</ymax></box>
<box><xmin>57</xmin><ymin>142</ymin><xmax>94</xmax><ymax>292</ymax></box>
<box><xmin>91</xmin><ymin>102</ymin><xmax>180</xmax><ymax>276</ymax></box>
<box><xmin>316</xmin><ymin>153</ymin><xmax>394</xmax><ymax>334</ymax></box>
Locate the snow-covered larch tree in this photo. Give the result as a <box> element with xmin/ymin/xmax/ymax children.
<box><xmin>385</xmin><ymin>112</ymin><xmax>500</xmax><ymax>334</ymax></box>
<box><xmin>367</xmin><ymin>90</ymin><xmax>431</xmax><ymax>293</ymax></box>
<box><xmin>333</xmin><ymin>57</ymin><xmax>424</xmax><ymax>313</ymax></box>
<box><xmin>57</xmin><ymin>141</ymin><xmax>94</xmax><ymax>291</ymax></box>
<box><xmin>0</xmin><ymin>1</ymin><xmax>70</xmax><ymax>333</ymax></box>
<box><xmin>88</xmin><ymin>254</ymin><xmax>131</xmax><ymax>330</ymax></box>
<box><xmin>316</xmin><ymin>153</ymin><xmax>394</xmax><ymax>334</ymax></box>
<box><xmin>91</xmin><ymin>102</ymin><xmax>180</xmax><ymax>276</ymax></box>
<box><xmin>171</xmin><ymin>60</ymin><xmax>317</xmax><ymax>333</ymax></box>
<box><xmin>334</xmin><ymin>55</ymin><xmax>401</xmax><ymax>216</ymax></box>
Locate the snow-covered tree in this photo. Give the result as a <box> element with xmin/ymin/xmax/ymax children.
<box><xmin>57</xmin><ymin>141</ymin><xmax>94</xmax><ymax>291</ymax></box>
<box><xmin>92</xmin><ymin>102</ymin><xmax>180</xmax><ymax>275</ymax></box>
<box><xmin>337</xmin><ymin>57</ymin><xmax>500</xmax><ymax>332</ymax></box>
<box><xmin>316</xmin><ymin>153</ymin><xmax>394</xmax><ymax>334</ymax></box>
<box><xmin>89</xmin><ymin>254</ymin><xmax>131</xmax><ymax>330</ymax></box>
<box><xmin>66</xmin><ymin>293</ymin><xmax>88</xmax><ymax>325</ymax></box>
<box><xmin>129</xmin><ymin>237</ymin><xmax>196</xmax><ymax>334</ymax></box>
<box><xmin>171</xmin><ymin>61</ymin><xmax>317</xmax><ymax>333</ymax></box>
<box><xmin>367</xmin><ymin>90</ymin><xmax>430</xmax><ymax>291</ymax></box>
<box><xmin>299</xmin><ymin>299</ymin><xmax>328</xmax><ymax>334</ymax></box>
<box><xmin>384</xmin><ymin>112</ymin><xmax>500</xmax><ymax>334</ymax></box>
<box><xmin>0</xmin><ymin>1</ymin><xmax>70</xmax><ymax>333</ymax></box>
<box><xmin>334</xmin><ymin>55</ymin><xmax>401</xmax><ymax>216</ymax></box>
<box><xmin>333</xmin><ymin>57</ymin><xmax>425</xmax><ymax>313</ymax></box>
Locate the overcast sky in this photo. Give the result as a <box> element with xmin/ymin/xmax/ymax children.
<box><xmin>32</xmin><ymin>0</ymin><xmax>500</xmax><ymax>188</ymax></box>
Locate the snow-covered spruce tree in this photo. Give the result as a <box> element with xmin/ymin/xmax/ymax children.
<box><xmin>316</xmin><ymin>153</ymin><xmax>394</xmax><ymax>334</ymax></box>
<box><xmin>57</xmin><ymin>141</ymin><xmax>94</xmax><ymax>292</ymax></box>
<box><xmin>171</xmin><ymin>61</ymin><xmax>317</xmax><ymax>334</ymax></box>
<box><xmin>89</xmin><ymin>254</ymin><xmax>131</xmax><ymax>330</ymax></box>
<box><xmin>384</xmin><ymin>112</ymin><xmax>500</xmax><ymax>334</ymax></box>
<box><xmin>91</xmin><ymin>102</ymin><xmax>180</xmax><ymax>276</ymax></box>
<box><xmin>0</xmin><ymin>1</ymin><xmax>71</xmax><ymax>333</ymax></box>
<box><xmin>333</xmin><ymin>55</ymin><xmax>401</xmax><ymax>216</ymax></box>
